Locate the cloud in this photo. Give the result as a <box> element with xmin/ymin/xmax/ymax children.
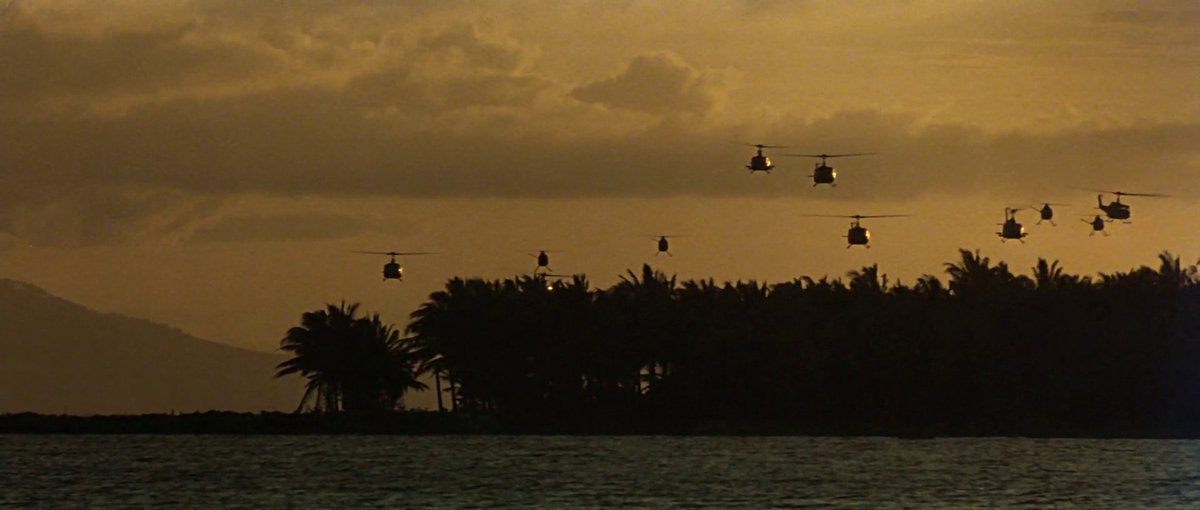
<box><xmin>0</xmin><ymin>232</ymin><xmax>23</xmax><ymax>258</ymax></box>
<box><xmin>1092</xmin><ymin>9</ymin><xmax>1200</xmax><ymax>27</ymax></box>
<box><xmin>570</xmin><ymin>51</ymin><xmax>731</xmax><ymax>116</ymax></box>
<box><xmin>0</xmin><ymin>2</ymin><xmax>494</xmax><ymax>117</ymax></box>
<box><xmin>186</xmin><ymin>212</ymin><xmax>379</xmax><ymax>244</ymax></box>
<box><xmin>0</xmin><ymin>188</ymin><xmax>223</xmax><ymax>248</ymax></box>
<box><xmin>1</xmin><ymin>3</ymin><xmax>304</xmax><ymax>116</ymax></box>
<box><xmin>414</xmin><ymin>22</ymin><xmax>535</xmax><ymax>75</ymax></box>
<box><xmin>1</xmin><ymin>1</ymin><xmax>1197</xmax><ymax>247</ymax></box>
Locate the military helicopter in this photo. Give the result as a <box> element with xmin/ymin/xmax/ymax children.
<box><xmin>801</xmin><ymin>214</ymin><xmax>909</xmax><ymax>248</ymax></box>
<box><xmin>529</xmin><ymin>250</ymin><xmax>562</xmax><ymax>275</ymax></box>
<box><xmin>1086</xmin><ymin>190</ymin><xmax>1169</xmax><ymax>222</ymax></box>
<box><xmin>997</xmin><ymin>208</ymin><xmax>1028</xmax><ymax>242</ymax></box>
<box><xmin>1033</xmin><ymin>203</ymin><xmax>1070</xmax><ymax>225</ymax></box>
<box><xmin>743</xmin><ymin>143</ymin><xmax>787</xmax><ymax>173</ymax></box>
<box><xmin>353</xmin><ymin>251</ymin><xmax>435</xmax><ymax>281</ymax></box>
<box><xmin>652</xmin><ymin>235</ymin><xmax>684</xmax><ymax>256</ymax></box>
<box><xmin>780</xmin><ymin>152</ymin><xmax>874</xmax><ymax>186</ymax></box>
<box><xmin>1082</xmin><ymin>215</ymin><xmax>1110</xmax><ymax>236</ymax></box>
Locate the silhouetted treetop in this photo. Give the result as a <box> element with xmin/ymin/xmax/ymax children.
<box><xmin>393</xmin><ymin>250</ymin><xmax>1200</xmax><ymax>436</ymax></box>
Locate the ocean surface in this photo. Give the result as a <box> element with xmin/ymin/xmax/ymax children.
<box><xmin>2</xmin><ymin>435</ymin><xmax>1198</xmax><ymax>508</ymax></box>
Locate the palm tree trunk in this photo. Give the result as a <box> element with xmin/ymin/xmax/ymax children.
<box><xmin>435</xmin><ymin>370</ymin><xmax>445</xmax><ymax>413</ymax></box>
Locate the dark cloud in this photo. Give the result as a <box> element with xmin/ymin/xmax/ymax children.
<box><xmin>0</xmin><ymin>5</ymin><xmax>323</xmax><ymax>117</ymax></box>
<box><xmin>1093</xmin><ymin>9</ymin><xmax>1200</xmax><ymax>27</ymax></box>
<box><xmin>3</xmin><ymin>94</ymin><xmax>1198</xmax><ymax>214</ymax></box>
<box><xmin>0</xmin><ymin>233</ymin><xmax>22</xmax><ymax>258</ymax></box>
<box><xmin>416</xmin><ymin>23</ymin><xmax>532</xmax><ymax>74</ymax></box>
<box><xmin>0</xmin><ymin>23</ymin><xmax>286</xmax><ymax>108</ymax></box>
<box><xmin>186</xmin><ymin>212</ymin><xmax>379</xmax><ymax>244</ymax></box>
<box><xmin>347</xmin><ymin>64</ymin><xmax>552</xmax><ymax>115</ymax></box>
<box><xmin>0</xmin><ymin>189</ymin><xmax>223</xmax><ymax>248</ymax></box>
<box><xmin>570</xmin><ymin>51</ymin><xmax>728</xmax><ymax>115</ymax></box>
<box><xmin>2</xmin><ymin>3</ymin><xmax>1197</xmax><ymax>247</ymax></box>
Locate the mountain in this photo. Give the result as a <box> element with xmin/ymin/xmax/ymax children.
<box><xmin>0</xmin><ymin>279</ymin><xmax>300</xmax><ymax>414</ymax></box>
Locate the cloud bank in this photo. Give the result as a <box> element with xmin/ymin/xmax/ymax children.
<box><xmin>1</xmin><ymin>1</ymin><xmax>1196</xmax><ymax>247</ymax></box>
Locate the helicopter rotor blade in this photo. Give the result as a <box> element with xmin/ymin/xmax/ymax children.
<box><xmin>780</xmin><ymin>153</ymin><xmax>876</xmax><ymax>158</ymax></box>
<box><xmin>1114</xmin><ymin>191</ymin><xmax>1169</xmax><ymax>198</ymax></box>
<box><xmin>799</xmin><ymin>214</ymin><xmax>910</xmax><ymax>219</ymax></box>
<box><xmin>739</xmin><ymin>142</ymin><xmax>789</xmax><ymax>149</ymax></box>
<box><xmin>353</xmin><ymin>251</ymin><xmax>437</xmax><ymax>256</ymax></box>
<box><xmin>1071</xmin><ymin>187</ymin><xmax>1169</xmax><ymax>198</ymax></box>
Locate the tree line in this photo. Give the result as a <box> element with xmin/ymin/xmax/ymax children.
<box><xmin>276</xmin><ymin>250</ymin><xmax>1200</xmax><ymax>436</ymax></box>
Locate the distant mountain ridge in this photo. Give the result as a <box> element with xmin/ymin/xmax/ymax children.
<box><xmin>0</xmin><ymin>279</ymin><xmax>300</xmax><ymax>414</ymax></box>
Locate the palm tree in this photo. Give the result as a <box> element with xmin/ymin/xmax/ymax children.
<box><xmin>944</xmin><ymin>248</ymin><xmax>1029</xmax><ymax>295</ymax></box>
<box><xmin>1155</xmin><ymin>251</ymin><xmax>1197</xmax><ymax>289</ymax></box>
<box><xmin>276</xmin><ymin>302</ymin><xmax>425</xmax><ymax>413</ymax></box>
<box><xmin>276</xmin><ymin>302</ymin><xmax>358</xmax><ymax>412</ymax></box>
<box><xmin>847</xmin><ymin>264</ymin><xmax>887</xmax><ymax>294</ymax></box>
<box><xmin>609</xmin><ymin>265</ymin><xmax>678</xmax><ymax>394</ymax></box>
<box><xmin>1031</xmin><ymin>258</ymin><xmax>1090</xmax><ymax>293</ymax></box>
<box><xmin>347</xmin><ymin>314</ymin><xmax>428</xmax><ymax>411</ymax></box>
<box><xmin>913</xmin><ymin>274</ymin><xmax>948</xmax><ymax>299</ymax></box>
<box><xmin>1031</xmin><ymin>258</ymin><xmax>1065</xmax><ymax>292</ymax></box>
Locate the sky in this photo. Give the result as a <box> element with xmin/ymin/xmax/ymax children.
<box><xmin>2</xmin><ymin>0</ymin><xmax>1199</xmax><ymax>403</ymax></box>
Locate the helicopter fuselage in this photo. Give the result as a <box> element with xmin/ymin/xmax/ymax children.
<box><xmin>1099</xmin><ymin>202</ymin><xmax>1130</xmax><ymax>220</ymax></box>
<box><xmin>1084</xmin><ymin>215</ymin><xmax>1110</xmax><ymax>236</ymax></box>
<box><xmin>999</xmin><ymin>219</ymin><xmax>1027</xmax><ymax>241</ymax></box>
<box><xmin>1039</xmin><ymin>205</ymin><xmax>1054</xmax><ymax>221</ymax></box>
<box><xmin>657</xmin><ymin>237</ymin><xmax>670</xmax><ymax>253</ymax></box>
<box><xmin>847</xmin><ymin>225</ymin><xmax>870</xmax><ymax>246</ymax></box>
<box><xmin>813</xmin><ymin>164</ymin><xmax>836</xmax><ymax>185</ymax></box>
<box><xmin>747</xmin><ymin>154</ymin><xmax>774</xmax><ymax>172</ymax></box>
<box><xmin>383</xmin><ymin>261</ymin><xmax>403</xmax><ymax>281</ymax></box>
<box><xmin>536</xmin><ymin>251</ymin><xmax>550</xmax><ymax>271</ymax></box>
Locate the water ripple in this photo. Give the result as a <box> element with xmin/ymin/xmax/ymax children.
<box><xmin>1</xmin><ymin>435</ymin><xmax>1197</xmax><ymax>508</ymax></box>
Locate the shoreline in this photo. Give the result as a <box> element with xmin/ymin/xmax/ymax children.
<box><xmin>3</xmin><ymin>411</ymin><xmax>1197</xmax><ymax>439</ymax></box>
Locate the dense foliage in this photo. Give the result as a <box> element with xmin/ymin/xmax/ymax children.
<box><xmin>405</xmin><ymin>250</ymin><xmax>1200</xmax><ymax>436</ymax></box>
<box><xmin>276</xmin><ymin>302</ymin><xmax>426</xmax><ymax>413</ymax></box>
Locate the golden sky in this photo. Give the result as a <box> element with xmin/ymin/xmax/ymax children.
<box><xmin>2</xmin><ymin>0</ymin><xmax>1199</xmax><ymax>369</ymax></box>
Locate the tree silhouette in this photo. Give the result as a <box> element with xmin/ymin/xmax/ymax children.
<box><xmin>276</xmin><ymin>302</ymin><xmax>426</xmax><ymax>413</ymax></box>
<box><xmin>388</xmin><ymin>251</ymin><xmax>1200</xmax><ymax>436</ymax></box>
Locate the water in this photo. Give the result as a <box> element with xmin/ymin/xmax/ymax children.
<box><xmin>2</xmin><ymin>435</ymin><xmax>1198</xmax><ymax>508</ymax></box>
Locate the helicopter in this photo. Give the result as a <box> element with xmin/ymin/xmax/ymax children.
<box><xmin>780</xmin><ymin>152</ymin><xmax>874</xmax><ymax>186</ymax></box>
<box><xmin>529</xmin><ymin>250</ymin><xmax>562</xmax><ymax>275</ymax></box>
<box><xmin>802</xmin><ymin>214</ymin><xmax>909</xmax><ymax>248</ymax></box>
<box><xmin>743</xmin><ymin>143</ymin><xmax>787</xmax><ymax>173</ymax></box>
<box><xmin>353</xmin><ymin>251</ymin><xmax>435</xmax><ymax>281</ymax></box>
<box><xmin>1083</xmin><ymin>215</ymin><xmax>1110</xmax><ymax>236</ymax></box>
<box><xmin>1034</xmin><ymin>202</ymin><xmax>1070</xmax><ymax>225</ymax></box>
<box><xmin>1087</xmin><ymin>190</ymin><xmax>1169</xmax><ymax>222</ymax></box>
<box><xmin>652</xmin><ymin>235</ymin><xmax>684</xmax><ymax>256</ymax></box>
<box><xmin>997</xmin><ymin>208</ymin><xmax>1028</xmax><ymax>242</ymax></box>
